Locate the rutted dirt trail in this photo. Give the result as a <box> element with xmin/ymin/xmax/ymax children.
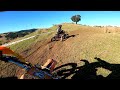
<box><xmin>21</xmin><ymin>29</ymin><xmax>88</xmax><ymax>67</ymax></box>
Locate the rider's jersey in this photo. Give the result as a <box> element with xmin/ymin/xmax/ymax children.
<box><xmin>57</xmin><ymin>27</ymin><xmax>62</xmax><ymax>33</ymax></box>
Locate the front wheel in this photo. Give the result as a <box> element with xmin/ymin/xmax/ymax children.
<box><xmin>60</xmin><ymin>35</ymin><xmax>64</xmax><ymax>41</ymax></box>
<box><xmin>51</xmin><ymin>37</ymin><xmax>56</xmax><ymax>42</ymax></box>
<box><xmin>61</xmin><ymin>34</ymin><xmax>69</xmax><ymax>41</ymax></box>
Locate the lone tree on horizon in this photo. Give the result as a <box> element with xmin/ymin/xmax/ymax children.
<box><xmin>71</xmin><ymin>15</ymin><xmax>81</xmax><ymax>24</ymax></box>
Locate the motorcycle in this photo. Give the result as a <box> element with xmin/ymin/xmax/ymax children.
<box><xmin>51</xmin><ymin>30</ymin><xmax>69</xmax><ymax>42</ymax></box>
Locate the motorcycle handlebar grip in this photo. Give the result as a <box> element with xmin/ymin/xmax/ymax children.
<box><xmin>0</xmin><ymin>51</ymin><xmax>3</xmax><ymax>60</ymax></box>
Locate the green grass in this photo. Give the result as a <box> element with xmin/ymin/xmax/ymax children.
<box><xmin>9</xmin><ymin>30</ymin><xmax>54</xmax><ymax>53</ymax></box>
<box><xmin>66</xmin><ymin>32</ymin><xmax>120</xmax><ymax>77</ymax></box>
<box><xmin>96</xmin><ymin>67</ymin><xmax>112</xmax><ymax>77</ymax></box>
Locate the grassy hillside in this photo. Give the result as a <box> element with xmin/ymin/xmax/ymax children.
<box><xmin>1</xmin><ymin>23</ymin><xmax>120</xmax><ymax>79</ymax></box>
<box><xmin>0</xmin><ymin>28</ymin><xmax>37</xmax><ymax>45</ymax></box>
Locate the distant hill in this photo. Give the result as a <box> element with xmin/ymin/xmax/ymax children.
<box><xmin>0</xmin><ymin>28</ymin><xmax>37</xmax><ymax>45</ymax></box>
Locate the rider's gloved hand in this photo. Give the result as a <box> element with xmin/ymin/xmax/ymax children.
<box><xmin>1</xmin><ymin>56</ymin><xmax>10</xmax><ymax>62</ymax></box>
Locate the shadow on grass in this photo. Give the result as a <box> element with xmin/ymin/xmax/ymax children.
<box><xmin>53</xmin><ymin>57</ymin><xmax>120</xmax><ymax>79</ymax></box>
<box><xmin>67</xmin><ymin>34</ymin><xmax>79</xmax><ymax>38</ymax></box>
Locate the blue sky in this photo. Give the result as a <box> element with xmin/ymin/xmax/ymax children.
<box><xmin>0</xmin><ymin>11</ymin><xmax>120</xmax><ymax>34</ymax></box>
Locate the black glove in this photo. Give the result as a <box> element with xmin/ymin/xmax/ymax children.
<box><xmin>0</xmin><ymin>51</ymin><xmax>3</xmax><ymax>60</ymax></box>
<box><xmin>0</xmin><ymin>51</ymin><xmax>8</xmax><ymax>62</ymax></box>
<box><xmin>1</xmin><ymin>56</ymin><xmax>10</xmax><ymax>62</ymax></box>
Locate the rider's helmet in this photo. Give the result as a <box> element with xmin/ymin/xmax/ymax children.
<box><xmin>58</xmin><ymin>25</ymin><xmax>62</xmax><ymax>28</ymax></box>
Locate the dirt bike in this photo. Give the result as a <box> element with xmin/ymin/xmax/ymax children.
<box><xmin>51</xmin><ymin>30</ymin><xmax>69</xmax><ymax>42</ymax></box>
<box><xmin>0</xmin><ymin>51</ymin><xmax>61</xmax><ymax>79</ymax></box>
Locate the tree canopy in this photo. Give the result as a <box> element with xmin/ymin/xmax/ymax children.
<box><xmin>71</xmin><ymin>15</ymin><xmax>81</xmax><ymax>24</ymax></box>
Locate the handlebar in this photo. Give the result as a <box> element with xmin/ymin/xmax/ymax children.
<box><xmin>0</xmin><ymin>51</ymin><xmax>59</xmax><ymax>79</ymax></box>
<box><xmin>1</xmin><ymin>54</ymin><xmax>31</xmax><ymax>70</ymax></box>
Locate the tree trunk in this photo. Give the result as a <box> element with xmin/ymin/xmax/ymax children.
<box><xmin>76</xmin><ymin>22</ymin><xmax>77</xmax><ymax>24</ymax></box>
